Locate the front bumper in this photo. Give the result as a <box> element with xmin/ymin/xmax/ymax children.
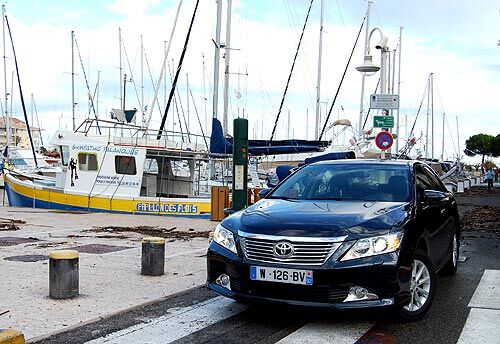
<box><xmin>207</xmin><ymin>242</ymin><xmax>411</xmax><ymax>309</ymax></box>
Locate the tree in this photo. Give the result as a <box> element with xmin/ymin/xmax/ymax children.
<box><xmin>464</xmin><ymin>134</ymin><xmax>495</xmax><ymax>172</ymax></box>
<box><xmin>491</xmin><ymin>134</ymin><xmax>500</xmax><ymax>157</ymax></box>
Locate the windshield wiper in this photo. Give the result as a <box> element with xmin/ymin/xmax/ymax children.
<box><xmin>267</xmin><ymin>195</ymin><xmax>298</xmax><ymax>201</ymax></box>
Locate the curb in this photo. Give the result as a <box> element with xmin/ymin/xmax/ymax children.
<box><xmin>0</xmin><ymin>330</ymin><xmax>25</xmax><ymax>344</ymax></box>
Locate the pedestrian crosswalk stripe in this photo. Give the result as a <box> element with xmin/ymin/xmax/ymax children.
<box><xmin>276</xmin><ymin>321</ymin><xmax>374</xmax><ymax>344</ymax></box>
<box><xmin>458</xmin><ymin>269</ymin><xmax>500</xmax><ymax>343</ymax></box>
<box><xmin>85</xmin><ymin>296</ymin><xmax>247</xmax><ymax>344</ymax></box>
<box><xmin>467</xmin><ymin>269</ymin><xmax>500</xmax><ymax>309</ymax></box>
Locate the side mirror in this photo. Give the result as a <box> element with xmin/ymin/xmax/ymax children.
<box><xmin>258</xmin><ymin>188</ymin><xmax>272</xmax><ymax>198</ymax></box>
<box><xmin>422</xmin><ymin>190</ymin><xmax>448</xmax><ymax>203</ymax></box>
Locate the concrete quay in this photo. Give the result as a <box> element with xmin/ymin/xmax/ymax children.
<box><xmin>0</xmin><ymin>205</ymin><xmax>217</xmax><ymax>342</ymax></box>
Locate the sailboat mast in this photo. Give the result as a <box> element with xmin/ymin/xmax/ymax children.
<box><xmin>315</xmin><ymin>0</ymin><xmax>324</xmax><ymax>140</ymax></box>
<box><xmin>396</xmin><ymin>26</ymin><xmax>403</xmax><ymax>152</ymax></box>
<box><xmin>144</xmin><ymin>0</ymin><xmax>183</xmax><ymax>134</ymax></box>
<box><xmin>222</xmin><ymin>0</ymin><xmax>232</xmax><ymax>136</ymax></box>
<box><xmin>441</xmin><ymin>112</ymin><xmax>445</xmax><ymax>161</ymax></box>
<box><xmin>212</xmin><ymin>0</ymin><xmax>223</xmax><ymax>123</ymax></box>
<box><xmin>141</xmin><ymin>34</ymin><xmax>144</xmax><ymax>126</ymax></box>
<box><xmin>2</xmin><ymin>5</ymin><xmax>10</xmax><ymax>155</ymax></box>
<box><xmin>430</xmin><ymin>72</ymin><xmax>434</xmax><ymax>159</ymax></box>
<box><xmin>425</xmin><ymin>75</ymin><xmax>430</xmax><ymax>159</ymax></box>
<box><xmin>71</xmin><ymin>30</ymin><xmax>75</xmax><ymax>131</ymax></box>
<box><xmin>456</xmin><ymin>116</ymin><xmax>460</xmax><ymax>161</ymax></box>
<box><xmin>358</xmin><ymin>1</ymin><xmax>371</xmax><ymax>136</ymax></box>
<box><xmin>119</xmin><ymin>27</ymin><xmax>122</xmax><ymax>112</ymax></box>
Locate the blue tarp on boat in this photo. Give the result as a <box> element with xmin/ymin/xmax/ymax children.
<box><xmin>209</xmin><ymin>118</ymin><xmax>330</xmax><ymax>156</ymax></box>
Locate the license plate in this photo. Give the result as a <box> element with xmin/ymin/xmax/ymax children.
<box><xmin>250</xmin><ymin>266</ymin><xmax>313</xmax><ymax>285</ymax></box>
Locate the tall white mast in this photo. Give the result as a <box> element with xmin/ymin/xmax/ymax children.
<box><xmin>144</xmin><ymin>0</ymin><xmax>183</xmax><ymax>133</ymax></box>
<box><xmin>441</xmin><ymin>112</ymin><xmax>445</xmax><ymax>161</ymax></box>
<box><xmin>119</xmin><ymin>27</ymin><xmax>122</xmax><ymax>111</ymax></box>
<box><xmin>222</xmin><ymin>0</ymin><xmax>232</xmax><ymax>136</ymax></box>
<box><xmin>425</xmin><ymin>75</ymin><xmax>430</xmax><ymax>158</ymax></box>
<box><xmin>358</xmin><ymin>1</ymin><xmax>371</xmax><ymax>136</ymax></box>
<box><xmin>396</xmin><ymin>26</ymin><xmax>403</xmax><ymax>152</ymax></box>
<box><xmin>314</xmin><ymin>0</ymin><xmax>325</xmax><ymax>140</ymax></box>
<box><xmin>71</xmin><ymin>30</ymin><xmax>75</xmax><ymax>131</ymax></box>
<box><xmin>141</xmin><ymin>34</ymin><xmax>144</xmax><ymax>126</ymax></box>
<box><xmin>213</xmin><ymin>0</ymin><xmax>223</xmax><ymax>123</ymax></box>
<box><xmin>430</xmin><ymin>72</ymin><xmax>434</xmax><ymax>159</ymax></box>
<box><xmin>456</xmin><ymin>116</ymin><xmax>460</xmax><ymax>161</ymax></box>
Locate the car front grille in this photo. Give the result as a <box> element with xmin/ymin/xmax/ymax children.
<box><xmin>239</xmin><ymin>232</ymin><xmax>345</xmax><ymax>266</ymax></box>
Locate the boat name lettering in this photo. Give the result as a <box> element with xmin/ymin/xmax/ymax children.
<box><xmin>104</xmin><ymin>147</ymin><xmax>139</xmax><ymax>155</ymax></box>
<box><xmin>135</xmin><ymin>203</ymin><xmax>199</xmax><ymax>214</ymax></box>
<box><xmin>71</xmin><ymin>144</ymin><xmax>102</xmax><ymax>152</ymax></box>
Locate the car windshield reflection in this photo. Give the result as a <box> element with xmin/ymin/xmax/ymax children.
<box><xmin>269</xmin><ymin>163</ymin><xmax>411</xmax><ymax>203</ymax></box>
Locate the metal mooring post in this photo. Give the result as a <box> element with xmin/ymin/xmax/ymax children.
<box><xmin>49</xmin><ymin>250</ymin><xmax>79</xmax><ymax>299</ymax></box>
<box><xmin>231</xmin><ymin>118</ymin><xmax>249</xmax><ymax>212</ymax></box>
<box><xmin>141</xmin><ymin>237</ymin><xmax>165</xmax><ymax>276</ymax></box>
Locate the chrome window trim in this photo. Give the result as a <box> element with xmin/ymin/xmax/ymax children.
<box><xmin>238</xmin><ymin>231</ymin><xmax>347</xmax><ymax>243</ymax></box>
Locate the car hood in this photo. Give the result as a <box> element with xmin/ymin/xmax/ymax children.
<box><xmin>222</xmin><ymin>199</ymin><xmax>410</xmax><ymax>240</ymax></box>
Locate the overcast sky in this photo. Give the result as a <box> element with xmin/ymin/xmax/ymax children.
<box><xmin>3</xmin><ymin>0</ymin><xmax>500</xmax><ymax>163</ymax></box>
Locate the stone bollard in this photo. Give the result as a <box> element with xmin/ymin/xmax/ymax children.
<box><xmin>49</xmin><ymin>250</ymin><xmax>79</xmax><ymax>299</ymax></box>
<box><xmin>464</xmin><ymin>179</ymin><xmax>471</xmax><ymax>189</ymax></box>
<box><xmin>457</xmin><ymin>181</ymin><xmax>464</xmax><ymax>193</ymax></box>
<box><xmin>141</xmin><ymin>237</ymin><xmax>165</xmax><ymax>276</ymax></box>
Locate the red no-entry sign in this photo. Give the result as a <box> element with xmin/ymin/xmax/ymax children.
<box><xmin>375</xmin><ymin>131</ymin><xmax>394</xmax><ymax>150</ymax></box>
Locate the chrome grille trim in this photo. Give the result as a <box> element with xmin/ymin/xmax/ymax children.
<box><xmin>238</xmin><ymin>231</ymin><xmax>346</xmax><ymax>266</ymax></box>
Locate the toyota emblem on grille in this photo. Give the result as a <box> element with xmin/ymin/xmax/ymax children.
<box><xmin>273</xmin><ymin>241</ymin><xmax>294</xmax><ymax>258</ymax></box>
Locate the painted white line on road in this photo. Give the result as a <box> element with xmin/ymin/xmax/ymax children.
<box><xmin>86</xmin><ymin>296</ymin><xmax>247</xmax><ymax>344</ymax></box>
<box><xmin>276</xmin><ymin>321</ymin><xmax>373</xmax><ymax>344</ymax></box>
<box><xmin>468</xmin><ymin>269</ymin><xmax>500</xmax><ymax>310</ymax></box>
<box><xmin>457</xmin><ymin>308</ymin><xmax>500</xmax><ymax>343</ymax></box>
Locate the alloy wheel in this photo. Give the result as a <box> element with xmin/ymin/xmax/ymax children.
<box><xmin>403</xmin><ymin>259</ymin><xmax>431</xmax><ymax>312</ymax></box>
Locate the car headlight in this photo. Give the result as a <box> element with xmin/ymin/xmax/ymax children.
<box><xmin>213</xmin><ymin>224</ymin><xmax>237</xmax><ymax>254</ymax></box>
<box><xmin>341</xmin><ymin>232</ymin><xmax>403</xmax><ymax>261</ymax></box>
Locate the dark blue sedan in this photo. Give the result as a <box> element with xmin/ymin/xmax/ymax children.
<box><xmin>207</xmin><ymin>160</ymin><xmax>460</xmax><ymax>321</ymax></box>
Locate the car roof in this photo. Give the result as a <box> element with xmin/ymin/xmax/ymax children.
<box><xmin>309</xmin><ymin>159</ymin><xmax>419</xmax><ymax>167</ymax></box>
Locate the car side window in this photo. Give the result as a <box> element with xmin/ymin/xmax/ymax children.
<box><xmin>414</xmin><ymin>164</ymin><xmax>434</xmax><ymax>193</ymax></box>
<box><xmin>422</xmin><ymin>165</ymin><xmax>447</xmax><ymax>192</ymax></box>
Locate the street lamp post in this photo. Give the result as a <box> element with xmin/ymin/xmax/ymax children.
<box><xmin>356</xmin><ymin>27</ymin><xmax>389</xmax><ymax>157</ymax></box>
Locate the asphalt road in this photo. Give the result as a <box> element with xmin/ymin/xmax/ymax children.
<box><xmin>35</xmin><ymin>189</ymin><xmax>500</xmax><ymax>344</ymax></box>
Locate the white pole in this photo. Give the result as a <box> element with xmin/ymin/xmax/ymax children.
<box><xmin>141</xmin><ymin>34</ymin><xmax>144</xmax><ymax>126</ymax></box>
<box><xmin>71</xmin><ymin>30</ymin><xmax>75</xmax><ymax>132</ymax></box>
<box><xmin>431</xmin><ymin>73</ymin><xmax>434</xmax><ymax>160</ymax></box>
<box><xmin>441</xmin><ymin>112</ymin><xmax>445</xmax><ymax>161</ymax></box>
<box><xmin>358</xmin><ymin>1</ymin><xmax>371</xmax><ymax>136</ymax></box>
<box><xmin>144</xmin><ymin>0</ymin><xmax>183</xmax><ymax>134</ymax></box>
<box><xmin>213</xmin><ymin>0</ymin><xmax>223</xmax><ymax>121</ymax></box>
<box><xmin>425</xmin><ymin>74</ymin><xmax>430</xmax><ymax>159</ymax></box>
<box><xmin>315</xmin><ymin>0</ymin><xmax>325</xmax><ymax>140</ymax></box>
<box><xmin>396</xmin><ymin>26</ymin><xmax>403</xmax><ymax>152</ymax></box>
<box><xmin>222</xmin><ymin>0</ymin><xmax>232</xmax><ymax>136</ymax></box>
<box><xmin>119</xmin><ymin>27</ymin><xmax>122</xmax><ymax>111</ymax></box>
<box><xmin>456</xmin><ymin>116</ymin><xmax>460</xmax><ymax>161</ymax></box>
<box><xmin>2</xmin><ymin>5</ymin><xmax>9</xmax><ymax>155</ymax></box>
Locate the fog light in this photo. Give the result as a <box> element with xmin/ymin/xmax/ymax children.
<box><xmin>343</xmin><ymin>286</ymin><xmax>378</xmax><ymax>302</ymax></box>
<box><xmin>215</xmin><ymin>274</ymin><xmax>231</xmax><ymax>290</ymax></box>
<box><xmin>354</xmin><ymin>286</ymin><xmax>368</xmax><ymax>298</ymax></box>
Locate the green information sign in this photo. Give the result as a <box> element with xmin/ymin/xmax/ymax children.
<box><xmin>373</xmin><ymin>116</ymin><xmax>394</xmax><ymax>128</ymax></box>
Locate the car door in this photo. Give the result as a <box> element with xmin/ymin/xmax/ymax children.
<box><xmin>421</xmin><ymin>165</ymin><xmax>455</xmax><ymax>268</ymax></box>
<box><xmin>414</xmin><ymin>164</ymin><xmax>453</xmax><ymax>268</ymax></box>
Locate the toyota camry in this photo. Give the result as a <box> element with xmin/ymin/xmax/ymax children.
<box><xmin>206</xmin><ymin>160</ymin><xmax>460</xmax><ymax>320</ymax></box>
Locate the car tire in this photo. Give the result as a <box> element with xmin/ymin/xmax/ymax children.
<box><xmin>441</xmin><ymin>230</ymin><xmax>459</xmax><ymax>275</ymax></box>
<box><xmin>397</xmin><ymin>250</ymin><xmax>436</xmax><ymax>321</ymax></box>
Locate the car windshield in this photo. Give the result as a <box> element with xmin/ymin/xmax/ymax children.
<box><xmin>268</xmin><ymin>163</ymin><xmax>411</xmax><ymax>202</ymax></box>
